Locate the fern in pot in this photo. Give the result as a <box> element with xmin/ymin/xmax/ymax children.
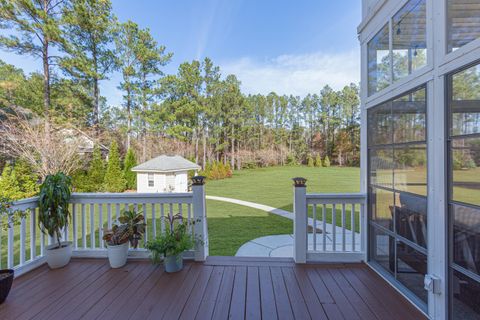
<box><xmin>146</xmin><ymin>213</ymin><xmax>195</xmax><ymax>273</ymax></box>
<box><xmin>38</xmin><ymin>172</ymin><xmax>73</xmax><ymax>269</ymax></box>
<box><xmin>103</xmin><ymin>209</ymin><xmax>145</xmax><ymax>268</ymax></box>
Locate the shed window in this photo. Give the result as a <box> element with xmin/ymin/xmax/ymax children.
<box><xmin>148</xmin><ymin>173</ymin><xmax>154</xmax><ymax>187</ymax></box>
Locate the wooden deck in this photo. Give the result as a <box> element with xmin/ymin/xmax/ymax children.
<box><xmin>0</xmin><ymin>257</ymin><xmax>426</xmax><ymax>320</ymax></box>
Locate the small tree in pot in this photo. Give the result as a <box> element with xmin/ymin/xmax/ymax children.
<box><xmin>38</xmin><ymin>172</ymin><xmax>73</xmax><ymax>269</ymax></box>
<box><xmin>0</xmin><ymin>197</ymin><xmax>27</xmax><ymax>303</ymax></box>
<box><xmin>146</xmin><ymin>213</ymin><xmax>196</xmax><ymax>273</ymax></box>
<box><xmin>103</xmin><ymin>209</ymin><xmax>145</xmax><ymax>268</ymax></box>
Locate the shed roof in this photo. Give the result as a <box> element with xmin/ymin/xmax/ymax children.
<box><xmin>131</xmin><ymin>155</ymin><xmax>200</xmax><ymax>173</ymax></box>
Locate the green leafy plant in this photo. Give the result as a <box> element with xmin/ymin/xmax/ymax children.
<box><xmin>146</xmin><ymin>213</ymin><xmax>195</xmax><ymax>263</ymax></box>
<box><xmin>0</xmin><ymin>197</ymin><xmax>28</xmax><ymax>232</ymax></box>
<box><xmin>38</xmin><ymin>172</ymin><xmax>72</xmax><ymax>249</ymax></box>
<box><xmin>117</xmin><ymin>209</ymin><xmax>146</xmax><ymax>248</ymax></box>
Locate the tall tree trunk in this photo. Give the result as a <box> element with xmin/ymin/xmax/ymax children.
<box><xmin>126</xmin><ymin>88</ymin><xmax>131</xmax><ymax>150</ymax></box>
<box><xmin>230</xmin><ymin>126</ymin><xmax>235</xmax><ymax>168</ymax></box>
<box><xmin>202</xmin><ymin>127</ymin><xmax>207</xmax><ymax>169</ymax></box>
<box><xmin>93</xmin><ymin>78</ymin><xmax>99</xmax><ymax>128</ymax></box>
<box><xmin>42</xmin><ymin>37</ymin><xmax>50</xmax><ymax>131</ymax></box>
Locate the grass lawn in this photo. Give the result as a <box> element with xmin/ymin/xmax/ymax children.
<box><xmin>206</xmin><ymin>166</ymin><xmax>360</xmax><ymax>212</ymax></box>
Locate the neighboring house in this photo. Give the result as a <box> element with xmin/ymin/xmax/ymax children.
<box><xmin>360</xmin><ymin>0</ymin><xmax>480</xmax><ymax>318</ymax></box>
<box><xmin>132</xmin><ymin>155</ymin><xmax>200</xmax><ymax>193</ymax></box>
<box><xmin>59</xmin><ymin>128</ymin><xmax>109</xmax><ymax>156</ymax></box>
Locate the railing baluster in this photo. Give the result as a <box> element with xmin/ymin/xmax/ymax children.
<box><xmin>90</xmin><ymin>203</ymin><xmax>95</xmax><ymax>249</ymax></box>
<box><xmin>169</xmin><ymin>203</ymin><xmax>173</xmax><ymax>220</ymax></box>
<box><xmin>152</xmin><ymin>203</ymin><xmax>156</xmax><ymax>239</ymax></box>
<box><xmin>342</xmin><ymin>203</ymin><xmax>346</xmax><ymax>252</ymax></box>
<box><xmin>107</xmin><ymin>203</ymin><xmax>112</xmax><ymax>229</ymax></box>
<box><xmin>99</xmin><ymin>203</ymin><xmax>104</xmax><ymax>249</ymax></box>
<box><xmin>30</xmin><ymin>208</ymin><xmax>36</xmax><ymax>260</ymax></box>
<box><xmin>187</xmin><ymin>204</ymin><xmax>192</xmax><ymax>235</ymax></box>
<box><xmin>40</xmin><ymin>223</ymin><xmax>45</xmax><ymax>256</ymax></box>
<box><xmin>116</xmin><ymin>203</ymin><xmax>120</xmax><ymax>222</ymax></box>
<box><xmin>351</xmin><ymin>204</ymin><xmax>355</xmax><ymax>252</ymax></box>
<box><xmin>360</xmin><ymin>203</ymin><xmax>365</xmax><ymax>252</ymax></box>
<box><xmin>313</xmin><ymin>204</ymin><xmax>317</xmax><ymax>251</ymax></box>
<box><xmin>20</xmin><ymin>216</ymin><xmax>26</xmax><ymax>265</ymax></box>
<box><xmin>322</xmin><ymin>204</ymin><xmax>326</xmax><ymax>252</ymax></box>
<box><xmin>72</xmin><ymin>204</ymin><xmax>77</xmax><ymax>249</ymax></box>
<box><xmin>332</xmin><ymin>204</ymin><xmax>336</xmax><ymax>251</ymax></box>
<box><xmin>8</xmin><ymin>226</ymin><xmax>14</xmax><ymax>269</ymax></box>
<box><xmin>143</xmin><ymin>203</ymin><xmax>147</xmax><ymax>246</ymax></box>
<box><xmin>82</xmin><ymin>204</ymin><xmax>86</xmax><ymax>249</ymax></box>
<box><xmin>160</xmin><ymin>203</ymin><xmax>165</xmax><ymax>234</ymax></box>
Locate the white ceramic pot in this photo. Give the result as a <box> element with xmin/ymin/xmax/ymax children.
<box><xmin>45</xmin><ymin>241</ymin><xmax>72</xmax><ymax>269</ymax></box>
<box><xmin>107</xmin><ymin>242</ymin><xmax>129</xmax><ymax>268</ymax></box>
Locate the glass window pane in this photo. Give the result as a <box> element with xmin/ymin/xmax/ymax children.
<box><xmin>451</xmin><ymin>64</ymin><xmax>480</xmax><ymax>136</ymax></box>
<box><xmin>368</xmin><ymin>102</ymin><xmax>392</xmax><ymax>146</ymax></box>
<box><xmin>452</xmin><ymin>269</ymin><xmax>480</xmax><ymax>319</ymax></box>
<box><xmin>392</xmin><ymin>0</ymin><xmax>427</xmax><ymax>81</ymax></box>
<box><xmin>371</xmin><ymin>226</ymin><xmax>395</xmax><ymax>275</ymax></box>
<box><xmin>395</xmin><ymin>192</ymin><xmax>427</xmax><ymax>248</ymax></box>
<box><xmin>393</xmin><ymin>88</ymin><xmax>426</xmax><ymax>143</ymax></box>
<box><xmin>448</xmin><ymin>0</ymin><xmax>480</xmax><ymax>53</ymax></box>
<box><xmin>452</xmin><ymin>137</ymin><xmax>480</xmax><ymax>206</ymax></box>
<box><xmin>368</xmin><ymin>24</ymin><xmax>390</xmax><ymax>95</ymax></box>
<box><xmin>396</xmin><ymin>241</ymin><xmax>428</xmax><ymax>303</ymax></box>
<box><xmin>370</xmin><ymin>148</ymin><xmax>394</xmax><ymax>188</ymax></box>
<box><xmin>453</xmin><ymin>204</ymin><xmax>480</xmax><ymax>274</ymax></box>
<box><xmin>394</xmin><ymin>144</ymin><xmax>427</xmax><ymax>196</ymax></box>
<box><xmin>371</xmin><ymin>187</ymin><xmax>394</xmax><ymax>230</ymax></box>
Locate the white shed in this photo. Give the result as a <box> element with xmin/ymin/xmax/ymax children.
<box><xmin>131</xmin><ymin>155</ymin><xmax>200</xmax><ymax>193</ymax></box>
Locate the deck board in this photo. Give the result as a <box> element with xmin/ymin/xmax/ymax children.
<box><xmin>0</xmin><ymin>257</ymin><xmax>427</xmax><ymax>320</ymax></box>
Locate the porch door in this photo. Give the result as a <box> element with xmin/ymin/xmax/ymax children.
<box><xmin>367</xmin><ymin>86</ymin><xmax>428</xmax><ymax>311</ymax></box>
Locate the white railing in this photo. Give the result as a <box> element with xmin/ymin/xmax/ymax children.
<box><xmin>2</xmin><ymin>181</ymin><xmax>208</xmax><ymax>276</ymax></box>
<box><xmin>293</xmin><ymin>178</ymin><xmax>367</xmax><ymax>263</ymax></box>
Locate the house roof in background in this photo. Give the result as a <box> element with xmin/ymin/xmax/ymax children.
<box><xmin>132</xmin><ymin>155</ymin><xmax>200</xmax><ymax>173</ymax></box>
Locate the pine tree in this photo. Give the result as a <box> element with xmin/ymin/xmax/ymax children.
<box><xmin>103</xmin><ymin>141</ymin><xmax>126</xmax><ymax>192</ymax></box>
<box><xmin>88</xmin><ymin>145</ymin><xmax>105</xmax><ymax>191</ymax></box>
<box><xmin>323</xmin><ymin>156</ymin><xmax>331</xmax><ymax>167</ymax></box>
<box><xmin>315</xmin><ymin>154</ymin><xmax>323</xmax><ymax>167</ymax></box>
<box><xmin>0</xmin><ymin>164</ymin><xmax>22</xmax><ymax>200</ymax></box>
<box><xmin>307</xmin><ymin>155</ymin><xmax>314</xmax><ymax>167</ymax></box>
<box><xmin>124</xmin><ymin>148</ymin><xmax>137</xmax><ymax>190</ymax></box>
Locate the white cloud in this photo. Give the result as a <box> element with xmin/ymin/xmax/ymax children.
<box><xmin>220</xmin><ymin>50</ymin><xmax>360</xmax><ymax>96</ymax></box>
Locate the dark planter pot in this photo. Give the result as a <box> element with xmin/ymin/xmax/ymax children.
<box><xmin>0</xmin><ymin>269</ymin><xmax>14</xmax><ymax>304</ymax></box>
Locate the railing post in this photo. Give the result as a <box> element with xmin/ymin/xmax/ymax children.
<box><xmin>293</xmin><ymin>177</ymin><xmax>307</xmax><ymax>264</ymax></box>
<box><xmin>192</xmin><ymin>176</ymin><xmax>208</xmax><ymax>262</ymax></box>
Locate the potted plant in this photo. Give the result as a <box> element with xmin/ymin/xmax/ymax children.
<box><xmin>103</xmin><ymin>209</ymin><xmax>145</xmax><ymax>268</ymax></box>
<box><xmin>0</xmin><ymin>197</ymin><xmax>27</xmax><ymax>303</ymax></box>
<box><xmin>38</xmin><ymin>172</ymin><xmax>73</xmax><ymax>269</ymax></box>
<box><xmin>146</xmin><ymin>213</ymin><xmax>195</xmax><ymax>273</ymax></box>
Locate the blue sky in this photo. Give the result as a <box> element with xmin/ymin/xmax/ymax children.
<box><xmin>0</xmin><ymin>0</ymin><xmax>361</xmax><ymax>107</ymax></box>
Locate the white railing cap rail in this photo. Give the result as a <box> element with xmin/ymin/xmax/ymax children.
<box><xmin>69</xmin><ymin>192</ymin><xmax>194</xmax><ymax>204</ymax></box>
<box><xmin>10</xmin><ymin>196</ymin><xmax>40</xmax><ymax>211</ymax></box>
<box><xmin>306</xmin><ymin>193</ymin><xmax>367</xmax><ymax>204</ymax></box>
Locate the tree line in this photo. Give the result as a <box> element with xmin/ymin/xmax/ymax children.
<box><xmin>0</xmin><ymin>0</ymin><xmax>360</xmax><ymax>178</ymax></box>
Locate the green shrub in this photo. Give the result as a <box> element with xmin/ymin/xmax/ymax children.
<box><xmin>199</xmin><ymin>161</ymin><xmax>233</xmax><ymax>180</ymax></box>
<box><xmin>14</xmin><ymin>159</ymin><xmax>39</xmax><ymax>198</ymax></box>
<box><xmin>124</xmin><ymin>148</ymin><xmax>137</xmax><ymax>190</ymax></box>
<box><xmin>88</xmin><ymin>145</ymin><xmax>105</xmax><ymax>192</ymax></box>
<box><xmin>103</xmin><ymin>141</ymin><xmax>126</xmax><ymax>192</ymax></box>
<box><xmin>307</xmin><ymin>155</ymin><xmax>314</xmax><ymax>167</ymax></box>
<box><xmin>323</xmin><ymin>156</ymin><xmax>331</xmax><ymax>167</ymax></box>
<box><xmin>315</xmin><ymin>154</ymin><xmax>323</xmax><ymax>167</ymax></box>
<box><xmin>0</xmin><ymin>164</ymin><xmax>23</xmax><ymax>200</ymax></box>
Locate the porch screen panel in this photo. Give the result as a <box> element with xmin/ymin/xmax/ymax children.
<box><xmin>447</xmin><ymin>0</ymin><xmax>480</xmax><ymax>53</ymax></box>
<box><xmin>368</xmin><ymin>86</ymin><xmax>428</xmax><ymax>307</ymax></box>
<box><xmin>448</xmin><ymin>62</ymin><xmax>480</xmax><ymax>319</ymax></box>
